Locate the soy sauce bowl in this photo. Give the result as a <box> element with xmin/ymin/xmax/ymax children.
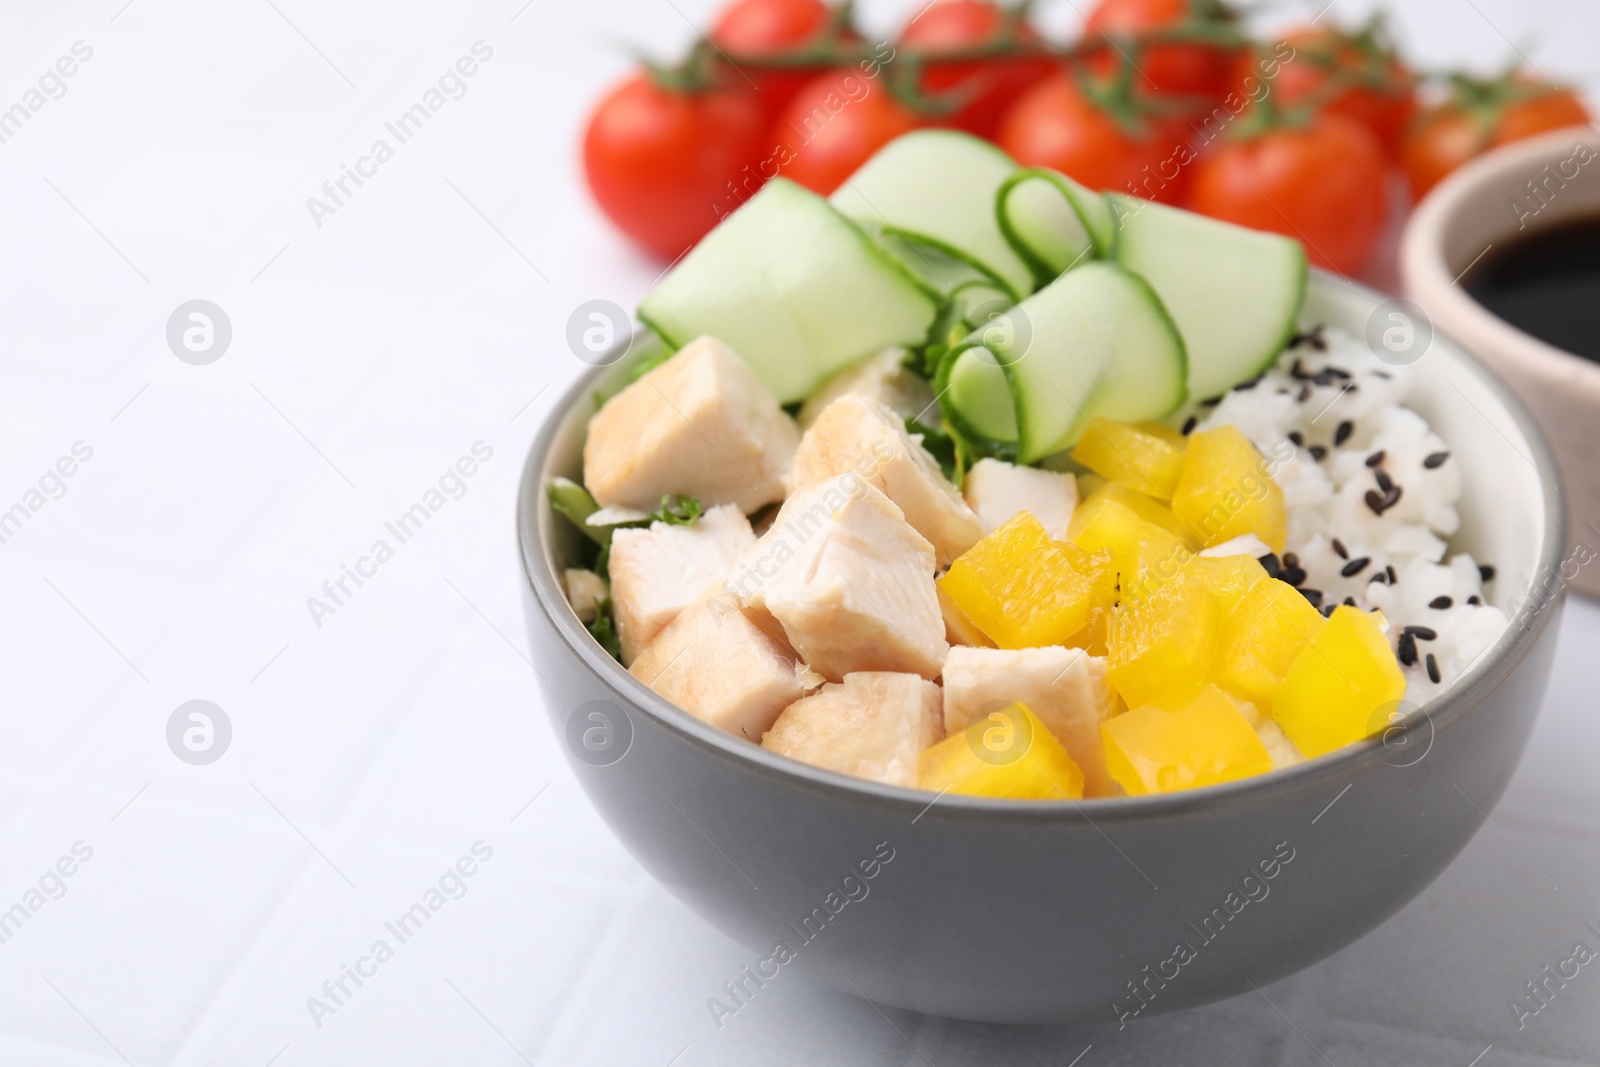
<box><xmin>517</xmin><ymin>273</ymin><xmax>1566</xmax><ymax>1025</ymax></box>
<box><xmin>1403</xmin><ymin>124</ymin><xmax>1600</xmax><ymax>597</ymax></box>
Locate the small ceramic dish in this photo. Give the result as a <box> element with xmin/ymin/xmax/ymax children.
<box><xmin>517</xmin><ymin>272</ymin><xmax>1565</xmax><ymax>1024</ymax></box>
<box><xmin>1403</xmin><ymin>124</ymin><xmax>1600</xmax><ymax>598</ymax></box>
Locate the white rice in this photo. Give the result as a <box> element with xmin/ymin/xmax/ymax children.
<box><xmin>1196</xmin><ymin>326</ymin><xmax>1509</xmax><ymax>707</ymax></box>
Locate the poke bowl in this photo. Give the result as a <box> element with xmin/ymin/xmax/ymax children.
<box><xmin>518</xmin><ymin>133</ymin><xmax>1566</xmax><ymax>1025</ymax></box>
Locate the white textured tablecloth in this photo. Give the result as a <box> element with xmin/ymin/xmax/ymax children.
<box><xmin>1</xmin><ymin>0</ymin><xmax>1597</xmax><ymax>1063</ymax></box>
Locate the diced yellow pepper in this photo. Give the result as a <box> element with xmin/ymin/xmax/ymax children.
<box><xmin>1134</xmin><ymin>420</ymin><xmax>1190</xmax><ymax>449</ymax></box>
<box><xmin>1183</xmin><ymin>553</ymin><xmax>1270</xmax><ymax>612</ymax></box>
<box><xmin>1170</xmin><ymin>426</ymin><xmax>1288</xmax><ymax>552</ymax></box>
<box><xmin>939</xmin><ymin>512</ymin><xmax>1093</xmax><ymax>649</ymax></box>
<box><xmin>1215</xmin><ymin>578</ymin><xmax>1325</xmax><ymax>713</ymax></box>
<box><xmin>1055</xmin><ymin>541</ymin><xmax>1118</xmax><ymax>655</ymax></box>
<box><xmin>1106</xmin><ymin>574</ymin><xmax>1220</xmax><ymax>709</ymax></box>
<box><xmin>1071</xmin><ymin>498</ymin><xmax>1193</xmax><ymax>600</ymax></box>
<box><xmin>1102</xmin><ymin>685</ymin><xmax>1274</xmax><ymax>795</ymax></box>
<box><xmin>1069</xmin><ymin>481</ymin><xmax>1193</xmax><ymax>543</ymax></box>
<box><xmin>938</xmin><ymin>585</ymin><xmax>996</xmax><ymax>649</ymax></box>
<box><xmin>919</xmin><ymin>701</ymin><xmax>1085</xmax><ymax>799</ymax></box>
<box><xmin>1070</xmin><ymin>418</ymin><xmax>1188</xmax><ymax>500</ymax></box>
<box><xmin>1076</xmin><ymin>471</ymin><xmax>1108</xmax><ymax>500</ymax></box>
<box><xmin>1273</xmin><ymin>605</ymin><xmax>1406</xmax><ymax>758</ymax></box>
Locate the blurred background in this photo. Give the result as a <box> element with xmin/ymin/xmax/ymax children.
<box><xmin>0</xmin><ymin>0</ymin><xmax>1596</xmax><ymax>1064</ymax></box>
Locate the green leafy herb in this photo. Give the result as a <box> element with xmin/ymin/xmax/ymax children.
<box><xmin>587</xmin><ymin>596</ymin><xmax>623</xmax><ymax>661</ymax></box>
<box><xmin>649</xmin><ymin>493</ymin><xmax>704</xmax><ymax>526</ymax></box>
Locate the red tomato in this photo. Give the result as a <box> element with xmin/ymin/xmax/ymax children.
<box><xmin>772</xmin><ymin>68</ymin><xmax>924</xmax><ymax>194</ymax></box>
<box><xmin>1245</xmin><ymin>24</ymin><xmax>1416</xmax><ymax>152</ymax></box>
<box><xmin>1190</xmin><ymin>112</ymin><xmax>1387</xmax><ymax>275</ymax></box>
<box><xmin>711</xmin><ymin>0</ymin><xmax>837</xmax><ymax>120</ymax></box>
<box><xmin>897</xmin><ymin>0</ymin><xmax>1055</xmax><ymax>138</ymax></box>
<box><xmin>1401</xmin><ymin>77</ymin><xmax>1591</xmax><ymax>199</ymax></box>
<box><xmin>583</xmin><ymin>74</ymin><xmax>769</xmax><ymax>260</ymax></box>
<box><xmin>997</xmin><ymin>71</ymin><xmax>1194</xmax><ymax>203</ymax></box>
<box><xmin>1084</xmin><ymin>0</ymin><xmax>1241</xmax><ymax>100</ymax></box>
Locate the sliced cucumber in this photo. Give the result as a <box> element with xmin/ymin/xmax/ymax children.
<box><xmin>1107</xmin><ymin>195</ymin><xmax>1307</xmax><ymax>402</ymax></box>
<box><xmin>830</xmin><ymin>130</ymin><xmax>1034</xmax><ymax>302</ymax></box>
<box><xmin>996</xmin><ymin>167</ymin><xmax>1115</xmax><ymax>282</ymax></box>
<box><xmin>938</xmin><ymin>262</ymin><xmax>1186</xmax><ymax>462</ymax></box>
<box><xmin>639</xmin><ymin>178</ymin><xmax>941</xmax><ymax>404</ymax></box>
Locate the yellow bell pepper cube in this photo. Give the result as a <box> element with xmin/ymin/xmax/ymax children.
<box><xmin>1215</xmin><ymin>578</ymin><xmax>1326</xmax><ymax>713</ymax></box>
<box><xmin>1069</xmin><ymin>481</ymin><xmax>1193</xmax><ymax>543</ymax></box>
<box><xmin>938</xmin><ymin>585</ymin><xmax>996</xmax><ymax>649</ymax></box>
<box><xmin>1071</xmin><ymin>497</ymin><xmax>1194</xmax><ymax>601</ymax></box>
<box><xmin>1102</xmin><ymin>684</ymin><xmax>1274</xmax><ymax>795</ymax></box>
<box><xmin>1055</xmin><ymin>541</ymin><xmax>1118</xmax><ymax>655</ymax></box>
<box><xmin>939</xmin><ymin>512</ymin><xmax>1094</xmax><ymax>649</ymax></box>
<box><xmin>1170</xmin><ymin>426</ymin><xmax>1287</xmax><ymax>552</ymax></box>
<box><xmin>919</xmin><ymin>701</ymin><xmax>1085</xmax><ymax>799</ymax></box>
<box><xmin>1183</xmin><ymin>553</ymin><xmax>1270</xmax><ymax>612</ymax></box>
<box><xmin>1273</xmin><ymin>605</ymin><xmax>1406</xmax><ymax>758</ymax></box>
<box><xmin>1070</xmin><ymin>417</ymin><xmax>1188</xmax><ymax>500</ymax></box>
<box><xmin>1107</xmin><ymin>574</ymin><xmax>1220</xmax><ymax>709</ymax></box>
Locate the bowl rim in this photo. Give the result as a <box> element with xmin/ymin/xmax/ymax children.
<box><xmin>1401</xmin><ymin>123</ymin><xmax>1600</xmax><ymax>394</ymax></box>
<box><xmin>517</xmin><ymin>270</ymin><xmax>1568</xmax><ymax>823</ymax></box>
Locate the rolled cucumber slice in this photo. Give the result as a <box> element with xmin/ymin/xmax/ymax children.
<box><xmin>938</xmin><ymin>262</ymin><xmax>1187</xmax><ymax>462</ymax></box>
<box><xmin>830</xmin><ymin>130</ymin><xmax>1034</xmax><ymax>302</ymax></box>
<box><xmin>638</xmin><ymin>178</ymin><xmax>941</xmax><ymax>404</ymax></box>
<box><xmin>996</xmin><ymin>167</ymin><xmax>1115</xmax><ymax>282</ymax></box>
<box><xmin>1107</xmin><ymin>195</ymin><xmax>1307</xmax><ymax>402</ymax></box>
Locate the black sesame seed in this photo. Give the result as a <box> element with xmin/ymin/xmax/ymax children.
<box><xmin>1288</xmin><ymin>430</ymin><xmax>1305</xmax><ymax>447</ymax></box>
<box><xmin>1468</xmin><ymin>595</ymin><xmax>1482</xmax><ymax>605</ymax></box>
<box><xmin>1426</xmin><ymin>653</ymin><xmax>1441</xmax><ymax>684</ymax></box>
<box><xmin>1281</xmin><ymin>565</ymin><xmax>1308</xmax><ymax>587</ymax></box>
<box><xmin>1382</xmin><ymin>485</ymin><xmax>1403</xmax><ymax>509</ymax></box>
<box><xmin>1479</xmin><ymin>564</ymin><xmax>1495</xmax><ymax>582</ymax></box>
<box><xmin>1373</xmin><ymin>468</ymin><xmax>1394</xmax><ymax>493</ymax></box>
<box><xmin>1364</xmin><ymin>489</ymin><xmax>1387</xmax><ymax>515</ymax></box>
<box><xmin>1258</xmin><ymin>553</ymin><xmax>1281</xmax><ymax>579</ymax></box>
<box><xmin>1373</xmin><ymin>370</ymin><xmax>1392</xmax><ymax>379</ymax></box>
<box><xmin>1387</xmin><ymin>564</ymin><xmax>1398</xmax><ymax>584</ymax></box>
<box><xmin>1370</xmin><ymin>571</ymin><xmax>1388</xmax><ymax>584</ymax></box>
<box><xmin>1182</xmin><ymin>415</ymin><xmax>1198</xmax><ymax>435</ymax></box>
<box><xmin>1332</xmin><ymin>538</ymin><xmax>1348</xmax><ymax>559</ymax></box>
<box><xmin>1321</xmin><ymin>603</ymin><xmax>1337</xmax><ymax>618</ymax></box>
<box><xmin>1297</xmin><ymin>384</ymin><xmax>1313</xmax><ymax>403</ymax></box>
<box><xmin>1341</xmin><ymin>556</ymin><xmax>1371</xmax><ymax>578</ymax></box>
<box><xmin>1405</xmin><ymin>626</ymin><xmax>1437</xmax><ymax>641</ymax></box>
<box><xmin>1300</xmin><ymin>587</ymin><xmax>1324</xmax><ymax>608</ymax></box>
<box><xmin>1365</xmin><ymin>451</ymin><xmax>1385</xmax><ymax>467</ymax></box>
<box><xmin>1310</xmin><ymin>444</ymin><xmax>1327</xmax><ymax>461</ymax></box>
<box><xmin>1343</xmin><ymin>596</ymin><xmax>1356</xmax><ymax>607</ymax></box>
<box><xmin>1200</xmin><ymin>395</ymin><xmax>1223</xmax><ymax>407</ymax></box>
<box><xmin>1290</xmin><ymin>358</ymin><xmax>1312</xmax><ymax>379</ymax></box>
<box><xmin>1398</xmin><ymin>632</ymin><xmax>1417</xmax><ymax>666</ymax></box>
<box><xmin>1334</xmin><ymin>420</ymin><xmax>1354</xmax><ymax>446</ymax></box>
<box><xmin>1429</xmin><ymin>595</ymin><xmax>1453</xmax><ymax>610</ymax></box>
<box><xmin>1423</xmin><ymin>451</ymin><xmax>1450</xmax><ymax>469</ymax></box>
<box><xmin>1283</xmin><ymin>552</ymin><xmax>1300</xmax><ymax>569</ymax></box>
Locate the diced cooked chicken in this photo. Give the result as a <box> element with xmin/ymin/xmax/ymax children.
<box><xmin>725</xmin><ymin>474</ymin><xmax>949</xmax><ymax>681</ymax></box>
<box><xmin>583</xmin><ymin>335</ymin><xmax>799</xmax><ymax>513</ymax></box>
<box><xmin>630</xmin><ymin>584</ymin><xmax>819</xmax><ymax>741</ymax></box>
<box><xmin>942</xmin><ymin>646</ymin><xmax>1120</xmax><ymax>797</ymax></box>
<box><xmin>797</xmin><ymin>347</ymin><xmax>938</xmax><ymax>431</ymax></box>
<box><xmin>962</xmin><ymin>458</ymin><xmax>1079</xmax><ymax>539</ymax></box>
<box><xmin>608</xmin><ymin>504</ymin><xmax>756</xmax><ymax>664</ymax></box>
<box><xmin>762</xmin><ymin>672</ymin><xmax>944</xmax><ymax>787</ymax></box>
<box><xmin>563</xmin><ymin>568</ymin><xmax>609</xmax><ymax>624</ymax></box>
<box><xmin>789</xmin><ymin>394</ymin><xmax>984</xmax><ymax>566</ymax></box>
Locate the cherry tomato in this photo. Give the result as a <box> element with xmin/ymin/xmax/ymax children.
<box><xmin>897</xmin><ymin>0</ymin><xmax>1055</xmax><ymax>138</ymax></box>
<box><xmin>1084</xmin><ymin>0</ymin><xmax>1242</xmax><ymax>101</ymax></box>
<box><xmin>1190</xmin><ymin>111</ymin><xmax>1387</xmax><ymax>275</ymax></box>
<box><xmin>772</xmin><ymin>68</ymin><xmax>924</xmax><ymax>194</ymax></box>
<box><xmin>1245</xmin><ymin>23</ymin><xmax>1415</xmax><ymax>152</ymax></box>
<box><xmin>711</xmin><ymin>0</ymin><xmax>837</xmax><ymax>121</ymax></box>
<box><xmin>997</xmin><ymin>71</ymin><xmax>1194</xmax><ymax>203</ymax></box>
<box><xmin>584</xmin><ymin>74</ymin><xmax>769</xmax><ymax>260</ymax></box>
<box><xmin>1401</xmin><ymin>75</ymin><xmax>1591</xmax><ymax>199</ymax></box>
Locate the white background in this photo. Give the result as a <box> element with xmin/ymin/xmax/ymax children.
<box><xmin>0</xmin><ymin>0</ymin><xmax>1597</xmax><ymax>1064</ymax></box>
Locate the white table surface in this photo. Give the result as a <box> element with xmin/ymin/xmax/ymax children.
<box><xmin>1</xmin><ymin>0</ymin><xmax>1597</xmax><ymax>1064</ymax></box>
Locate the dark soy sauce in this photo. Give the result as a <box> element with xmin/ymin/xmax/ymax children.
<box><xmin>1464</xmin><ymin>215</ymin><xmax>1600</xmax><ymax>363</ymax></box>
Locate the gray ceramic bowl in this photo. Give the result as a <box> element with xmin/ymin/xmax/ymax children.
<box><xmin>518</xmin><ymin>272</ymin><xmax>1566</xmax><ymax>1025</ymax></box>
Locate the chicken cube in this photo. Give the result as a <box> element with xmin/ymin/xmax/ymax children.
<box><xmin>563</xmin><ymin>568</ymin><xmax>609</xmax><ymax>624</ymax></box>
<box><xmin>962</xmin><ymin>458</ymin><xmax>1079</xmax><ymax>539</ymax></box>
<box><xmin>608</xmin><ymin>504</ymin><xmax>756</xmax><ymax>664</ymax></box>
<box><xmin>942</xmin><ymin>645</ymin><xmax>1120</xmax><ymax>797</ymax></box>
<box><xmin>762</xmin><ymin>672</ymin><xmax>944</xmax><ymax>787</ymax></box>
<box><xmin>797</xmin><ymin>347</ymin><xmax>938</xmax><ymax>430</ymax></box>
<box><xmin>789</xmin><ymin>394</ymin><xmax>984</xmax><ymax>566</ymax></box>
<box><xmin>630</xmin><ymin>585</ymin><xmax>819</xmax><ymax>741</ymax></box>
<box><xmin>725</xmin><ymin>474</ymin><xmax>949</xmax><ymax>681</ymax></box>
<box><xmin>583</xmin><ymin>335</ymin><xmax>798</xmax><ymax>513</ymax></box>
